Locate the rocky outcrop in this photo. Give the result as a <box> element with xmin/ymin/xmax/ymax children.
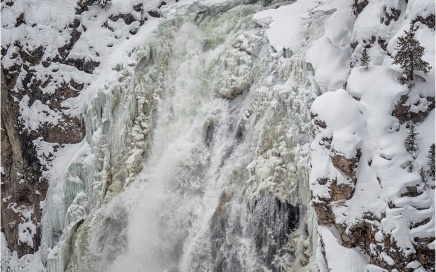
<box><xmin>331</xmin><ymin>149</ymin><xmax>361</xmax><ymax>183</ymax></box>
<box><xmin>310</xmin><ymin>0</ymin><xmax>435</xmax><ymax>267</ymax></box>
<box><xmin>1</xmin><ymin>70</ymin><xmax>47</xmax><ymax>256</ymax></box>
<box><xmin>413</xmin><ymin>14</ymin><xmax>435</xmax><ymax>29</ymax></box>
<box><xmin>392</xmin><ymin>94</ymin><xmax>435</xmax><ymax>124</ymax></box>
<box><xmin>0</xmin><ymin>0</ymin><xmax>178</xmax><ymax>258</ymax></box>
<box><xmin>352</xmin><ymin>0</ymin><xmax>368</xmax><ymax>16</ymax></box>
<box><xmin>380</xmin><ymin>6</ymin><xmax>401</xmax><ymax>26</ymax></box>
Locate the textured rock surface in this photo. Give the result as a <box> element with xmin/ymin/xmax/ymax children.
<box><xmin>309</xmin><ymin>0</ymin><xmax>434</xmax><ymax>270</ymax></box>
<box><xmin>1</xmin><ymin>0</ymin><xmax>174</xmax><ymax>258</ymax></box>
<box><xmin>1</xmin><ymin>69</ymin><xmax>47</xmax><ymax>256</ymax></box>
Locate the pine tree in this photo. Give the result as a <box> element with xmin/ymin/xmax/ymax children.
<box><xmin>420</xmin><ymin>167</ymin><xmax>427</xmax><ymax>184</ymax></box>
<box><xmin>405</xmin><ymin>120</ymin><xmax>418</xmax><ymax>158</ymax></box>
<box><xmin>360</xmin><ymin>47</ymin><xmax>370</xmax><ymax>70</ymax></box>
<box><xmin>427</xmin><ymin>143</ymin><xmax>435</xmax><ymax>178</ymax></box>
<box><xmin>392</xmin><ymin>23</ymin><xmax>432</xmax><ymax>84</ymax></box>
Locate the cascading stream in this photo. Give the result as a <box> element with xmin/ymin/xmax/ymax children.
<box><xmin>42</xmin><ymin>1</ymin><xmax>324</xmax><ymax>271</ymax></box>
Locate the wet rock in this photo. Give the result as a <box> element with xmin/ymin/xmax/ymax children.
<box><xmin>249</xmin><ymin>195</ymin><xmax>300</xmax><ymax>269</ymax></box>
<box><xmin>204</xmin><ymin>117</ymin><xmax>214</xmax><ymax>148</ymax></box>
<box><xmin>210</xmin><ymin>191</ymin><xmax>235</xmax><ymax>271</ymax></box>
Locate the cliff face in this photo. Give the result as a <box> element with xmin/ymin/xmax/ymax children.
<box><xmin>1</xmin><ymin>68</ymin><xmax>46</xmax><ymax>257</ymax></box>
<box><xmin>1</xmin><ymin>0</ymin><xmax>434</xmax><ymax>271</ymax></box>
<box><xmin>1</xmin><ymin>0</ymin><xmax>175</xmax><ymax>259</ymax></box>
<box><xmin>309</xmin><ymin>0</ymin><xmax>435</xmax><ymax>271</ymax></box>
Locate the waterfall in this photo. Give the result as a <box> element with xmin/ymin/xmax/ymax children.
<box><xmin>41</xmin><ymin>1</ymin><xmax>322</xmax><ymax>271</ymax></box>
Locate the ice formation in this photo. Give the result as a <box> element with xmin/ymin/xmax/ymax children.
<box><xmin>1</xmin><ymin>0</ymin><xmax>434</xmax><ymax>271</ymax></box>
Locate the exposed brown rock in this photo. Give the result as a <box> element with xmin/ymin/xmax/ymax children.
<box><xmin>413</xmin><ymin>14</ymin><xmax>435</xmax><ymax>29</ymax></box>
<box><xmin>312</xmin><ymin>198</ymin><xmax>335</xmax><ymax>225</ymax></box>
<box><xmin>1</xmin><ymin>0</ymin><xmax>179</xmax><ymax>259</ymax></box>
<box><xmin>350</xmin><ymin>41</ymin><xmax>358</xmax><ymax>51</ymax></box>
<box><xmin>58</xmin><ymin>28</ymin><xmax>82</xmax><ymax>60</ymax></box>
<box><xmin>392</xmin><ymin>94</ymin><xmax>435</xmax><ymax>124</ymax></box>
<box><xmin>1</xmin><ymin>26</ymin><xmax>85</xmax><ymax>259</ymax></box>
<box><xmin>329</xmin><ymin>181</ymin><xmax>355</xmax><ymax>201</ymax></box>
<box><xmin>411</xmin><ymin>218</ymin><xmax>431</xmax><ymax>229</ymax></box>
<box><xmin>15</xmin><ymin>13</ymin><xmax>25</xmax><ymax>27</ymax></box>
<box><xmin>380</xmin><ymin>7</ymin><xmax>401</xmax><ymax>26</ymax></box>
<box><xmin>109</xmin><ymin>13</ymin><xmax>137</xmax><ymax>25</ymax></box>
<box><xmin>336</xmin><ymin>220</ymin><xmax>375</xmax><ymax>249</ymax></box>
<box><xmin>378</xmin><ymin>37</ymin><xmax>388</xmax><ymax>51</ymax></box>
<box><xmin>330</xmin><ymin>149</ymin><xmax>361</xmax><ymax>182</ymax></box>
<box><xmin>1</xmin><ymin>70</ymin><xmax>48</xmax><ymax>256</ymax></box>
<box><xmin>353</xmin><ymin>0</ymin><xmax>369</xmax><ymax>16</ymax></box>
<box><xmin>211</xmin><ymin>191</ymin><xmax>232</xmax><ymax>224</ymax></box>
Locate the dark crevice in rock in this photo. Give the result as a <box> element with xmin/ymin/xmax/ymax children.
<box><xmin>148</xmin><ymin>10</ymin><xmax>162</xmax><ymax>18</ymax></box>
<box><xmin>1</xmin><ymin>70</ymin><xmax>47</xmax><ymax>257</ymax></box>
<box><xmin>157</xmin><ymin>1</ymin><xmax>167</xmax><ymax>9</ymax></box>
<box><xmin>64</xmin><ymin>58</ymin><xmax>100</xmax><ymax>74</ymax></box>
<box><xmin>400</xmin><ymin>186</ymin><xmax>422</xmax><ymax>197</ymax></box>
<box><xmin>58</xmin><ymin>28</ymin><xmax>82</xmax><ymax>60</ymax></box>
<box><xmin>15</xmin><ymin>13</ymin><xmax>25</xmax><ymax>27</ymax></box>
<box><xmin>378</xmin><ymin>37</ymin><xmax>388</xmax><ymax>51</ymax></box>
<box><xmin>133</xmin><ymin>3</ymin><xmax>143</xmax><ymax>12</ymax></box>
<box><xmin>249</xmin><ymin>195</ymin><xmax>300</xmax><ymax>269</ymax></box>
<box><xmin>109</xmin><ymin>13</ymin><xmax>136</xmax><ymax>25</ymax></box>
<box><xmin>20</xmin><ymin>45</ymin><xmax>45</xmax><ymax>65</ymax></box>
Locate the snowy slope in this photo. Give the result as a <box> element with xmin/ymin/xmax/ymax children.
<box><xmin>306</xmin><ymin>0</ymin><xmax>434</xmax><ymax>270</ymax></box>
<box><xmin>252</xmin><ymin>0</ymin><xmax>434</xmax><ymax>270</ymax></box>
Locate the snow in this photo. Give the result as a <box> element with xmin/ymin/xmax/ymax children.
<box><xmin>367</xmin><ymin>264</ymin><xmax>388</xmax><ymax>272</ymax></box>
<box><xmin>305</xmin><ymin>0</ymin><xmax>434</xmax><ymax>268</ymax></box>
<box><xmin>253</xmin><ymin>1</ymin><xmax>312</xmax><ymax>55</ymax></box>
<box><xmin>2</xmin><ymin>233</ymin><xmax>45</xmax><ymax>272</ymax></box>
<box><xmin>305</xmin><ymin>0</ymin><xmax>354</xmax><ymax>92</ymax></box>
<box><xmin>351</xmin><ymin>1</ymin><xmax>405</xmax><ymax>46</ymax></box>
<box><xmin>311</xmin><ymin>89</ymin><xmax>365</xmax><ymax>158</ymax></box>
<box><xmin>19</xmin><ymin>96</ymin><xmax>63</xmax><ymax>131</ymax></box>
<box><xmin>2</xmin><ymin>0</ymin><xmax>434</xmax><ymax>270</ymax></box>
<box><xmin>318</xmin><ymin>226</ymin><xmax>368</xmax><ymax>271</ymax></box>
<box><xmin>18</xmin><ymin>221</ymin><xmax>37</xmax><ymax>248</ymax></box>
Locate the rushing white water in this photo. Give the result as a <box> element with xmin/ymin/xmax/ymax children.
<box><xmin>41</xmin><ymin>1</ymin><xmax>324</xmax><ymax>271</ymax></box>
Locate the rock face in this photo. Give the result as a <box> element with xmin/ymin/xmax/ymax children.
<box><xmin>2</xmin><ymin>0</ymin><xmax>433</xmax><ymax>271</ymax></box>
<box><xmin>1</xmin><ymin>70</ymin><xmax>47</xmax><ymax>256</ymax></box>
<box><xmin>1</xmin><ymin>0</ymin><xmax>175</xmax><ymax>258</ymax></box>
<box><xmin>309</xmin><ymin>0</ymin><xmax>435</xmax><ymax>269</ymax></box>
